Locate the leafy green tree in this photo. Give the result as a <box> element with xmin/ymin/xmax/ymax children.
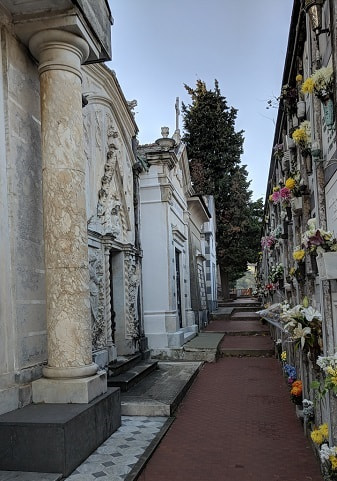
<box><xmin>182</xmin><ymin>80</ymin><xmax>263</xmax><ymax>299</ymax></box>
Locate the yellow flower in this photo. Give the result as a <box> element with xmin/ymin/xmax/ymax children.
<box><xmin>327</xmin><ymin>366</ymin><xmax>337</xmax><ymax>376</ymax></box>
<box><xmin>296</xmin><ymin>74</ymin><xmax>303</xmax><ymax>83</ymax></box>
<box><xmin>293</xmin><ymin>249</ymin><xmax>306</xmax><ymax>262</ymax></box>
<box><xmin>269</xmin><ymin>194</ymin><xmax>273</xmax><ymax>202</ymax></box>
<box><xmin>285</xmin><ymin>178</ymin><xmax>296</xmax><ymax>190</ymax></box>
<box><xmin>273</xmin><ymin>186</ymin><xmax>280</xmax><ymax>192</ymax></box>
<box><xmin>281</xmin><ymin>351</ymin><xmax>287</xmax><ymax>361</ymax></box>
<box><xmin>311</xmin><ymin>429</ymin><xmax>324</xmax><ymax>444</ymax></box>
<box><xmin>301</xmin><ymin>77</ymin><xmax>315</xmax><ymax>94</ymax></box>
<box><xmin>289</xmin><ymin>267</ymin><xmax>296</xmax><ymax>276</ymax></box>
<box><xmin>292</xmin><ymin>128</ymin><xmax>308</xmax><ymax>144</ymax></box>
<box><xmin>330</xmin><ymin>456</ymin><xmax>337</xmax><ymax>471</ymax></box>
<box><xmin>320</xmin><ymin>423</ymin><xmax>329</xmax><ymax>439</ymax></box>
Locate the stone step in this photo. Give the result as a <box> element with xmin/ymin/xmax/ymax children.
<box><xmin>107</xmin><ymin>361</ymin><xmax>158</xmax><ymax>392</ymax></box>
<box><xmin>232</xmin><ymin>306</ymin><xmax>261</xmax><ymax>313</ymax></box>
<box><xmin>0</xmin><ymin>473</ymin><xmax>62</xmax><ymax>481</ymax></box>
<box><xmin>219</xmin><ymin>335</ymin><xmax>275</xmax><ymax>357</ymax></box>
<box><xmin>108</xmin><ymin>353</ymin><xmax>142</xmax><ymax>377</ymax></box>
<box><xmin>230</xmin><ymin>311</ymin><xmax>261</xmax><ymax>321</ymax></box>
<box><xmin>211</xmin><ymin>308</ymin><xmax>234</xmax><ymax>320</ymax></box>
<box><xmin>182</xmin><ymin>332</ymin><xmax>224</xmax><ymax>362</ymax></box>
<box><xmin>204</xmin><ymin>320</ymin><xmax>270</xmax><ymax>336</ymax></box>
<box><xmin>121</xmin><ymin>361</ymin><xmax>202</xmax><ymax>416</ymax></box>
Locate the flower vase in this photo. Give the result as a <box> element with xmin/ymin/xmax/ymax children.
<box><xmin>286</xmin><ymin>135</ymin><xmax>295</xmax><ymax>150</ymax></box>
<box><xmin>291</xmin><ymin>196</ymin><xmax>303</xmax><ymax>215</ymax></box>
<box><xmin>310</xmin><ymin>255</ymin><xmax>318</xmax><ymax>276</ymax></box>
<box><xmin>297</xmin><ymin>100</ymin><xmax>306</xmax><ymax>119</ymax></box>
<box><xmin>317</xmin><ymin>252</ymin><xmax>337</xmax><ymax>280</ymax></box>
<box><xmin>322</xmin><ymin>97</ymin><xmax>334</xmax><ymax>130</ymax></box>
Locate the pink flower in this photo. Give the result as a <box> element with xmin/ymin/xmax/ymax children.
<box><xmin>271</xmin><ymin>191</ymin><xmax>281</xmax><ymax>204</ymax></box>
<box><xmin>280</xmin><ymin>187</ymin><xmax>291</xmax><ymax>200</ymax></box>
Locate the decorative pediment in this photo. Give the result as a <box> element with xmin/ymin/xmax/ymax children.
<box><xmin>88</xmin><ymin>126</ymin><xmax>131</xmax><ymax>240</ymax></box>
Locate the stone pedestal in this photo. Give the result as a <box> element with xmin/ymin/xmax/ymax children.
<box><xmin>0</xmin><ymin>388</ymin><xmax>121</xmax><ymax>477</ymax></box>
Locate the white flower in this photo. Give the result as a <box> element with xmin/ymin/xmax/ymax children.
<box><xmin>319</xmin><ymin>444</ymin><xmax>337</xmax><ymax>462</ymax></box>
<box><xmin>307</xmin><ymin>218</ymin><xmax>317</xmax><ymax>231</ymax></box>
<box><xmin>302</xmin><ymin>306</ymin><xmax>322</xmax><ymax>322</ymax></box>
<box><xmin>320</xmin><ymin>444</ymin><xmax>332</xmax><ymax>462</ymax></box>
<box><xmin>292</xmin><ymin>323</ymin><xmax>311</xmax><ymax>348</ymax></box>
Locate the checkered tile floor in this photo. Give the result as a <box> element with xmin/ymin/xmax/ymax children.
<box><xmin>65</xmin><ymin>416</ymin><xmax>168</xmax><ymax>481</ymax></box>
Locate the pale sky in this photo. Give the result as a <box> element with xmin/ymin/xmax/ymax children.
<box><xmin>107</xmin><ymin>1</ymin><xmax>294</xmax><ymax>200</ymax></box>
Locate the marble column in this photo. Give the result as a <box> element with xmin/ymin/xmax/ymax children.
<box><xmin>29</xmin><ymin>29</ymin><xmax>106</xmax><ymax>403</ymax></box>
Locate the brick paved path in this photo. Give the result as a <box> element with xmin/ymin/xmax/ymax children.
<box><xmin>138</xmin><ymin>302</ymin><xmax>323</xmax><ymax>481</ymax></box>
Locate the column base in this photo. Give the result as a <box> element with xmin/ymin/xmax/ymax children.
<box><xmin>32</xmin><ymin>371</ymin><xmax>107</xmax><ymax>404</ymax></box>
<box><xmin>0</xmin><ymin>388</ymin><xmax>121</xmax><ymax>477</ymax></box>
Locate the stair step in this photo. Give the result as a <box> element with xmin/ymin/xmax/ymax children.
<box><xmin>219</xmin><ymin>335</ymin><xmax>275</xmax><ymax>358</ymax></box>
<box><xmin>232</xmin><ymin>306</ymin><xmax>261</xmax><ymax>313</ymax></box>
<box><xmin>108</xmin><ymin>353</ymin><xmax>142</xmax><ymax>377</ymax></box>
<box><xmin>121</xmin><ymin>361</ymin><xmax>202</xmax><ymax>416</ymax></box>
<box><xmin>107</xmin><ymin>361</ymin><xmax>158</xmax><ymax>392</ymax></box>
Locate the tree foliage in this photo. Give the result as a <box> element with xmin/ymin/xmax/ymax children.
<box><xmin>182</xmin><ymin>79</ymin><xmax>263</xmax><ymax>291</ymax></box>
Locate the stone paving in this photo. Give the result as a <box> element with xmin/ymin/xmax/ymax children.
<box><xmin>64</xmin><ymin>416</ymin><xmax>169</xmax><ymax>481</ymax></box>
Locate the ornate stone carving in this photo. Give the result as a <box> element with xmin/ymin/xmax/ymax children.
<box><xmin>125</xmin><ymin>252</ymin><xmax>140</xmax><ymax>339</ymax></box>
<box><xmin>89</xmin><ymin>247</ymin><xmax>106</xmax><ymax>350</ymax></box>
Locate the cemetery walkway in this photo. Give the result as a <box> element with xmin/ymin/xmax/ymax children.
<box><xmin>137</xmin><ymin>298</ymin><xmax>323</xmax><ymax>481</ymax></box>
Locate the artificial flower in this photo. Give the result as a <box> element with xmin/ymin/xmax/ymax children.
<box><xmin>281</xmin><ymin>351</ymin><xmax>287</xmax><ymax>361</ymax></box>
<box><xmin>271</xmin><ymin>191</ymin><xmax>281</xmax><ymax>204</ymax></box>
<box><xmin>301</xmin><ymin>77</ymin><xmax>315</xmax><ymax>95</ymax></box>
<box><xmin>293</xmin><ymin>323</ymin><xmax>311</xmax><ymax>348</ymax></box>
<box><xmin>293</xmin><ymin>249</ymin><xmax>305</xmax><ymax>262</ymax></box>
<box><xmin>302</xmin><ymin>306</ymin><xmax>322</xmax><ymax>323</ymax></box>
<box><xmin>292</xmin><ymin>127</ymin><xmax>308</xmax><ymax>144</ymax></box>
<box><xmin>296</xmin><ymin>74</ymin><xmax>303</xmax><ymax>83</ymax></box>
<box><xmin>280</xmin><ymin>186</ymin><xmax>291</xmax><ymax>201</ymax></box>
<box><xmin>311</xmin><ymin>430</ymin><xmax>325</xmax><ymax>445</ymax></box>
<box><xmin>285</xmin><ymin>177</ymin><xmax>296</xmax><ymax>190</ymax></box>
<box><xmin>330</xmin><ymin>455</ymin><xmax>337</xmax><ymax>471</ymax></box>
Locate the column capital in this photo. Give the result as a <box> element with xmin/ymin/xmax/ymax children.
<box><xmin>29</xmin><ymin>29</ymin><xmax>89</xmax><ymax>80</ymax></box>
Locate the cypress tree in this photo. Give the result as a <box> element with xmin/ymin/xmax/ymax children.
<box><xmin>182</xmin><ymin>80</ymin><xmax>263</xmax><ymax>299</ymax></box>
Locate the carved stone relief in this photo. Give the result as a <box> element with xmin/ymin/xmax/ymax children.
<box><xmin>89</xmin><ymin>247</ymin><xmax>106</xmax><ymax>350</ymax></box>
<box><xmin>125</xmin><ymin>252</ymin><xmax>140</xmax><ymax>339</ymax></box>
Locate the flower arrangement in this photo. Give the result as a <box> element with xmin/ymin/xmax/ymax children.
<box><xmin>302</xmin><ymin>398</ymin><xmax>314</xmax><ymax>420</ymax></box>
<box><xmin>279</xmin><ymin>297</ymin><xmax>322</xmax><ymax>351</ymax></box>
<box><xmin>311</xmin><ymin>423</ymin><xmax>337</xmax><ymax>480</ymax></box>
<box><xmin>302</xmin><ymin>218</ymin><xmax>337</xmax><ymax>255</ymax></box>
<box><xmin>280</xmin><ymin>84</ymin><xmax>298</xmax><ymax>113</ymax></box>
<box><xmin>285</xmin><ymin>171</ymin><xmax>306</xmax><ymax>197</ymax></box>
<box><xmin>284</xmin><ymin>363</ymin><xmax>297</xmax><ymax>383</ymax></box>
<box><xmin>312</xmin><ymin>353</ymin><xmax>337</xmax><ymax>397</ymax></box>
<box><xmin>301</xmin><ymin>66</ymin><xmax>334</xmax><ymax>101</ymax></box>
<box><xmin>273</xmin><ymin>143</ymin><xmax>284</xmax><ymax>161</ymax></box>
<box><xmin>261</xmin><ymin>234</ymin><xmax>276</xmax><ymax>249</ymax></box>
<box><xmin>270</xmin><ymin>186</ymin><xmax>292</xmax><ymax>206</ymax></box>
<box><xmin>319</xmin><ymin>443</ymin><xmax>337</xmax><ymax>480</ymax></box>
<box><xmin>269</xmin><ymin>263</ymin><xmax>284</xmax><ymax>283</ymax></box>
<box><xmin>292</xmin><ymin>120</ymin><xmax>311</xmax><ymax>152</ymax></box>
<box><xmin>290</xmin><ymin>379</ymin><xmax>303</xmax><ymax>404</ymax></box>
<box><xmin>265</xmin><ymin>283</ymin><xmax>276</xmax><ymax>293</ymax></box>
<box><xmin>293</xmin><ymin>247</ymin><xmax>306</xmax><ymax>262</ymax></box>
<box><xmin>311</xmin><ymin>423</ymin><xmax>329</xmax><ymax>445</ymax></box>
